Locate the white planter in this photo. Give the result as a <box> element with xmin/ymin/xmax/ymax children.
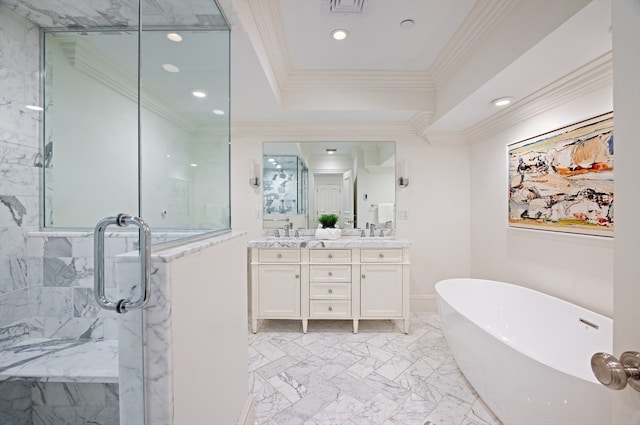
<box><xmin>315</xmin><ymin>228</ymin><xmax>342</xmax><ymax>240</ymax></box>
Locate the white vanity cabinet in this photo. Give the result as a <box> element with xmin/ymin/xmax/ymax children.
<box><xmin>250</xmin><ymin>242</ymin><xmax>410</xmax><ymax>334</ymax></box>
<box><xmin>308</xmin><ymin>249</ymin><xmax>354</xmax><ymax>323</ymax></box>
<box><xmin>360</xmin><ymin>249</ymin><xmax>404</xmax><ymax>318</ymax></box>
<box><xmin>251</xmin><ymin>248</ymin><xmax>307</xmax><ymax>332</ymax></box>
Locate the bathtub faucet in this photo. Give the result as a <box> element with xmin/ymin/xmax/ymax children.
<box><xmin>369</xmin><ymin>223</ymin><xmax>375</xmax><ymax>237</ymax></box>
<box><xmin>283</xmin><ymin>223</ymin><xmax>291</xmax><ymax>237</ymax></box>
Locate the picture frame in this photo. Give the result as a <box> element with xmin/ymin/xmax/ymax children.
<box><xmin>508</xmin><ymin>112</ymin><xmax>614</xmax><ymax>236</ymax></box>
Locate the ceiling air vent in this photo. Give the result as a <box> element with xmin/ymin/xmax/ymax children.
<box><xmin>326</xmin><ymin>0</ymin><xmax>367</xmax><ymax>14</ymax></box>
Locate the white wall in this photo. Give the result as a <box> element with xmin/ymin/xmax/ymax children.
<box><xmin>611</xmin><ymin>0</ymin><xmax>640</xmax><ymax>420</ymax></box>
<box><xmin>231</xmin><ymin>129</ymin><xmax>471</xmax><ymax>311</ymax></box>
<box><xmin>469</xmin><ymin>84</ymin><xmax>614</xmax><ymax>316</ymax></box>
<box><xmin>356</xmin><ymin>167</ymin><xmax>395</xmax><ymax>228</ymax></box>
<box><xmin>170</xmin><ymin>234</ymin><xmax>251</xmax><ymax>425</ymax></box>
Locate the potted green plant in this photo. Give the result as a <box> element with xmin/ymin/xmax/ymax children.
<box><xmin>318</xmin><ymin>213</ymin><xmax>339</xmax><ymax>228</ymax></box>
<box><xmin>316</xmin><ymin>213</ymin><xmax>341</xmax><ymax>239</ymax></box>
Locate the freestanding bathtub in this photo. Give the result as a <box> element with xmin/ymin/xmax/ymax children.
<box><xmin>436</xmin><ymin>278</ymin><xmax>613</xmax><ymax>425</ymax></box>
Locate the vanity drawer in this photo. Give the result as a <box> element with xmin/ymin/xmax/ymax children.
<box><xmin>258</xmin><ymin>249</ymin><xmax>301</xmax><ymax>263</ymax></box>
<box><xmin>361</xmin><ymin>248</ymin><xmax>403</xmax><ymax>263</ymax></box>
<box><xmin>309</xmin><ymin>300</ymin><xmax>351</xmax><ymax>318</ymax></box>
<box><xmin>309</xmin><ymin>282</ymin><xmax>350</xmax><ymax>299</ymax></box>
<box><xmin>310</xmin><ymin>265</ymin><xmax>351</xmax><ymax>283</ymax></box>
<box><xmin>310</xmin><ymin>249</ymin><xmax>351</xmax><ymax>263</ymax></box>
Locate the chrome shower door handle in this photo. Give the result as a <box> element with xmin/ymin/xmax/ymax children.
<box><xmin>94</xmin><ymin>213</ymin><xmax>151</xmax><ymax>314</ymax></box>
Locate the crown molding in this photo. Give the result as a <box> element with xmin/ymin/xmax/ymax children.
<box><xmin>231</xmin><ymin>121</ymin><xmax>419</xmax><ymax>140</ymax></box>
<box><xmin>285</xmin><ymin>69</ymin><xmax>433</xmax><ymax>90</ymax></box>
<box><xmin>424</xmin><ymin>132</ymin><xmax>469</xmax><ymax>146</ymax></box>
<box><xmin>465</xmin><ymin>51</ymin><xmax>613</xmax><ymax>141</ymax></box>
<box><xmin>243</xmin><ymin>0</ymin><xmax>292</xmax><ymax>91</ymax></box>
<box><xmin>429</xmin><ymin>0</ymin><xmax>518</xmax><ymax>87</ymax></box>
<box><xmin>408</xmin><ymin>111</ymin><xmax>434</xmax><ymax>142</ymax></box>
<box><xmin>237</xmin><ymin>0</ymin><xmax>435</xmax><ymax>111</ymax></box>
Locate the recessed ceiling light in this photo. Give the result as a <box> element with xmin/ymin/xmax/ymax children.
<box><xmin>491</xmin><ymin>97</ymin><xmax>514</xmax><ymax>107</ymax></box>
<box><xmin>192</xmin><ymin>90</ymin><xmax>207</xmax><ymax>98</ymax></box>
<box><xmin>190</xmin><ymin>163</ymin><xmax>198</xmax><ymax>167</ymax></box>
<box><xmin>25</xmin><ymin>105</ymin><xmax>43</xmax><ymax>111</ymax></box>
<box><xmin>399</xmin><ymin>19</ymin><xmax>414</xmax><ymax>29</ymax></box>
<box><xmin>162</xmin><ymin>63</ymin><xmax>180</xmax><ymax>73</ymax></box>
<box><xmin>331</xmin><ymin>29</ymin><xmax>349</xmax><ymax>41</ymax></box>
<box><xmin>326</xmin><ymin>148</ymin><xmax>337</xmax><ymax>155</ymax></box>
<box><xmin>276</xmin><ymin>164</ymin><xmax>282</xmax><ymax>169</ymax></box>
<box><xmin>213</xmin><ymin>109</ymin><xmax>225</xmax><ymax>115</ymax></box>
<box><xmin>167</xmin><ymin>33</ymin><xmax>182</xmax><ymax>42</ymax></box>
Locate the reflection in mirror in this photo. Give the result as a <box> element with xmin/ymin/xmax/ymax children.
<box><xmin>262</xmin><ymin>142</ymin><xmax>395</xmax><ymax>230</ymax></box>
<box><xmin>263</xmin><ymin>155</ymin><xmax>308</xmax><ymax>228</ymax></box>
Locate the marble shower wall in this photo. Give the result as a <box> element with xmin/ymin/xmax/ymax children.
<box><xmin>0</xmin><ymin>381</ymin><xmax>119</xmax><ymax>425</ymax></box>
<box><xmin>25</xmin><ymin>231</ymin><xmax>197</xmax><ymax>342</ymax></box>
<box><xmin>0</xmin><ymin>5</ymin><xmax>41</xmax><ymax>349</ymax></box>
<box><xmin>0</xmin><ymin>0</ymin><xmax>227</xmax><ymax>29</ymax></box>
<box><xmin>25</xmin><ymin>232</ymin><xmax>141</xmax><ymax>341</ymax></box>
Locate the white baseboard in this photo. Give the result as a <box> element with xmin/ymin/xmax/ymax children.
<box><xmin>410</xmin><ymin>295</ymin><xmax>438</xmax><ymax>313</ymax></box>
<box><xmin>237</xmin><ymin>394</ymin><xmax>255</xmax><ymax>425</ymax></box>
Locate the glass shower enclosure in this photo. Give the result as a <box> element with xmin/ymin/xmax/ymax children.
<box><xmin>43</xmin><ymin>13</ymin><xmax>230</xmax><ymax>231</ymax></box>
<box><xmin>37</xmin><ymin>1</ymin><xmax>230</xmax><ymax>423</ymax></box>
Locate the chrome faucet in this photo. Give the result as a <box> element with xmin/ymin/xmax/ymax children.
<box><xmin>273</xmin><ymin>229</ymin><xmax>280</xmax><ymax>237</ymax></box>
<box><xmin>369</xmin><ymin>223</ymin><xmax>376</xmax><ymax>237</ymax></box>
<box><xmin>283</xmin><ymin>223</ymin><xmax>290</xmax><ymax>237</ymax></box>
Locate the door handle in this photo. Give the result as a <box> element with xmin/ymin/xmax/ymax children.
<box><xmin>591</xmin><ymin>351</ymin><xmax>640</xmax><ymax>391</ymax></box>
<box><xmin>94</xmin><ymin>213</ymin><xmax>151</xmax><ymax>314</ymax></box>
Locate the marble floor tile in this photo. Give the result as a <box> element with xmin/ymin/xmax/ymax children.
<box><xmin>249</xmin><ymin>313</ymin><xmax>503</xmax><ymax>425</ymax></box>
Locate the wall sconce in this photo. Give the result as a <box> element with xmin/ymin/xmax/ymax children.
<box><xmin>398</xmin><ymin>159</ymin><xmax>409</xmax><ymax>188</ymax></box>
<box><xmin>249</xmin><ymin>159</ymin><xmax>261</xmax><ymax>188</ymax></box>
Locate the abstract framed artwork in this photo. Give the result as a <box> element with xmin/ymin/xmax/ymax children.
<box><xmin>508</xmin><ymin>112</ymin><xmax>614</xmax><ymax>236</ymax></box>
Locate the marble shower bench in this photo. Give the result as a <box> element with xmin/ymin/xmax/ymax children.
<box><xmin>0</xmin><ymin>339</ymin><xmax>120</xmax><ymax>424</ymax></box>
<box><xmin>0</xmin><ymin>338</ymin><xmax>118</xmax><ymax>382</ymax></box>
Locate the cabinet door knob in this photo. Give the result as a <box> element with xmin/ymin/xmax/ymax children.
<box><xmin>328</xmin><ymin>271</ymin><xmax>333</xmax><ymax>276</ymax></box>
<box><xmin>328</xmin><ymin>254</ymin><xmax>333</xmax><ymax>259</ymax></box>
<box><xmin>328</xmin><ymin>289</ymin><xmax>333</xmax><ymax>294</ymax></box>
<box><xmin>379</xmin><ymin>253</ymin><xmax>384</xmax><ymax>258</ymax></box>
<box><xmin>361</xmin><ymin>274</ymin><xmax>366</xmax><ymax>279</ymax></box>
<box><xmin>295</xmin><ymin>274</ymin><xmax>300</xmax><ymax>279</ymax></box>
<box><xmin>328</xmin><ymin>306</ymin><xmax>333</xmax><ymax>312</ymax></box>
<box><xmin>277</xmin><ymin>253</ymin><xmax>282</xmax><ymax>258</ymax></box>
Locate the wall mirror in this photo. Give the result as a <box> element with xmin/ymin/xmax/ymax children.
<box><xmin>262</xmin><ymin>141</ymin><xmax>396</xmax><ymax>230</ymax></box>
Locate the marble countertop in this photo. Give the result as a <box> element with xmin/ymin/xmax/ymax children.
<box><xmin>248</xmin><ymin>236</ymin><xmax>412</xmax><ymax>248</ymax></box>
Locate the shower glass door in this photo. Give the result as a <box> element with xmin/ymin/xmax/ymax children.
<box><xmin>43</xmin><ymin>18</ymin><xmax>144</xmax><ymax>425</ymax></box>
